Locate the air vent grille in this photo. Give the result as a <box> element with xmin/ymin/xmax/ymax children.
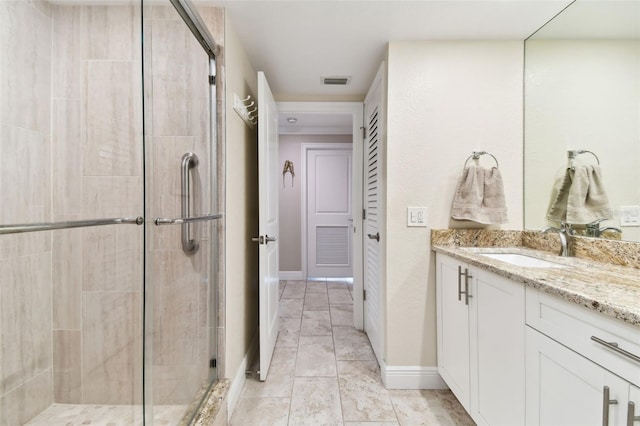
<box><xmin>322</xmin><ymin>76</ymin><xmax>351</xmax><ymax>86</ymax></box>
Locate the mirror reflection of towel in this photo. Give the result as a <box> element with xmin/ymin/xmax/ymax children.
<box><xmin>450</xmin><ymin>165</ymin><xmax>508</xmax><ymax>225</ymax></box>
<box><xmin>547</xmin><ymin>165</ymin><xmax>611</xmax><ymax>224</ymax></box>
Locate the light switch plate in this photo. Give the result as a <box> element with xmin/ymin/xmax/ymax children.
<box><xmin>620</xmin><ymin>206</ymin><xmax>640</xmax><ymax>226</ymax></box>
<box><xmin>407</xmin><ymin>207</ymin><xmax>428</xmax><ymax>227</ymax></box>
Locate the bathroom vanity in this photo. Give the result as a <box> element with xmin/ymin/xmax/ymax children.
<box><xmin>434</xmin><ymin>246</ymin><xmax>640</xmax><ymax>426</ymax></box>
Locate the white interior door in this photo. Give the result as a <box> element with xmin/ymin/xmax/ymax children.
<box><xmin>307</xmin><ymin>146</ymin><xmax>353</xmax><ymax>278</ymax></box>
<box><xmin>363</xmin><ymin>65</ymin><xmax>385</xmax><ymax>364</ymax></box>
<box><xmin>257</xmin><ymin>71</ymin><xmax>279</xmax><ymax>381</ymax></box>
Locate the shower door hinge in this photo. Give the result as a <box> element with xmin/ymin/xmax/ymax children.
<box><xmin>209</xmin><ymin>75</ymin><xmax>216</xmax><ymax>85</ymax></box>
<box><xmin>209</xmin><ymin>358</ymin><xmax>217</xmax><ymax>369</ymax></box>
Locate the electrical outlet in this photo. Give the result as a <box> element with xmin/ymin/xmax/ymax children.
<box><xmin>407</xmin><ymin>207</ymin><xmax>428</xmax><ymax>227</ymax></box>
<box><xmin>620</xmin><ymin>206</ymin><xmax>640</xmax><ymax>226</ymax></box>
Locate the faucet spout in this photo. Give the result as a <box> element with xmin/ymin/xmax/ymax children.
<box><xmin>542</xmin><ymin>225</ymin><xmax>569</xmax><ymax>257</ymax></box>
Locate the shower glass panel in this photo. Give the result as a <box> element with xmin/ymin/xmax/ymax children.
<box><xmin>0</xmin><ymin>0</ymin><xmax>218</xmax><ymax>424</ymax></box>
<box><xmin>142</xmin><ymin>1</ymin><xmax>218</xmax><ymax>423</ymax></box>
<box><xmin>0</xmin><ymin>0</ymin><xmax>144</xmax><ymax>424</ymax></box>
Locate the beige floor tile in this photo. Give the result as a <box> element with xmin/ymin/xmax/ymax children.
<box><xmin>389</xmin><ymin>389</ymin><xmax>475</xmax><ymax>426</ymax></box>
<box><xmin>279</xmin><ymin>298</ymin><xmax>303</xmax><ymax>318</ymax></box>
<box><xmin>327</xmin><ymin>282</ymin><xmax>349</xmax><ymax>290</ymax></box>
<box><xmin>229</xmin><ymin>397</ymin><xmax>289</xmax><ymax>426</ymax></box>
<box><xmin>295</xmin><ymin>335</ymin><xmax>336</xmax><ymax>377</ymax></box>
<box><xmin>330</xmin><ymin>303</ymin><xmax>353</xmax><ymax>326</ymax></box>
<box><xmin>344</xmin><ymin>423</ymin><xmax>400</xmax><ymax>426</ymax></box>
<box><xmin>333</xmin><ymin>326</ymin><xmax>375</xmax><ymax>361</ymax></box>
<box><xmin>289</xmin><ymin>377</ymin><xmax>342</xmax><ymax>426</ymax></box>
<box><xmin>300</xmin><ymin>310</ymin><xmax>332</xmax><ymax>336</ymax></box>
<box><xmin>305</xmin><ymin>282</ymin><xmax>327</xmax><ymax>294</ymax></box>
<box><xmin>281</xmin><ymin>283</ymin><xmax>306</xmax><ymax>299</ymax></box>
<box><xmin>337</xmin><ymin>361</ymin><xmax>396</xmax><ymax>422</ymax></box>
<box><xmin>303</xmin><ymin>292</ymin><xmax>329</xmax><ymax>311</ymax></box>
<box><xmin>328</xmin><ymin>288</ymin><xmax>352</xmax><ymax>304</ymax></box>
<box><xmin>276</xmin><ymin>318</ymin><xmax>301</xmax><ymax>348</ymax></box>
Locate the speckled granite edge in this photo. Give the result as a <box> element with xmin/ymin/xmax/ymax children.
<box><xmin>430</xmin><ymin>229</ymin><xmax>523</xmax><ymax>247</ymax></box>
<box><xmin>189</xmin><ymin>379</ymin><xmax>230</xmax><ymax>426</ymax></box>
<box><xmin>432</xmin><ymin>245</ymin><xmax>640</xmax><ymax>328</ymax></box>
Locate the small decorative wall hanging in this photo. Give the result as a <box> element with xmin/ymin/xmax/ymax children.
<box><xmin>282</xmin><ymin>160</ymin><xmax>295</xmax><ymax>188</ymax></box>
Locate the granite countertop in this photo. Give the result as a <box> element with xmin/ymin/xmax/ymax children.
<box><xmin>432</xmin><ymin>245</ymin><xmax>640</xmax><ymax>328</ymax></box>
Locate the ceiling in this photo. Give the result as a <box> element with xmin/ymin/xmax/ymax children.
<box><xmin>202</xmin><ymin>0</ymin><xmax>573</xmax><ymax>100</ymax></box>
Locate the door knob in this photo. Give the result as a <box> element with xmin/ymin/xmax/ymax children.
<box><xmin>265</xmin><ymin>235</ymin><xmax>277</xmax><ymax>244</ymax></box>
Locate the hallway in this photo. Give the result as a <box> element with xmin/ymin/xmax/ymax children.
<box><xmin>230</xmin><ymin>279</ymin><xmax>475</xmax><ymax>425</ymax></box>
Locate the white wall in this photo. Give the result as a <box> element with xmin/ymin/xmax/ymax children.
<box><xmin>384</xmin><ymin>41</ymin><xmax>524</xmax><ymax>367</ymax></box>
<box><xmin>279</xmin><ymin>134</ymin><xmax>352</xmax><ymax>275</ymax></box>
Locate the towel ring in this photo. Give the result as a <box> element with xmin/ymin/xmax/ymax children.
<box><xmin>567</xmin><ymin>150</ymin><xmax>600</xmax><ymax>165</ymax></box>
<box><xmin>463</xmin><ymin>151</ymin><xmax>499</xmax><ymax>169</ymax></box>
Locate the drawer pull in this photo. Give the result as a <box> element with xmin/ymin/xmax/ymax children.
<box><xmin>628</xmin><ymin>402</ymin><xmax>640</xmax><ymax>426</ymax></box>
<box><xmin>603</xmin><ymin>386</ymin><xmax>618</xmax><ymax>426</ymax></box>
<box><xmin>591</xmin><ymin>336</ymin><xmax>640</xmax><ymax>363</ymax></box>
<box><xmin>458</xmin><ymin>266</ymin><xmax>463</xmax><ymax>301</ymax></box>
<box><xmin>457</xmin><ymin>266</ymin><xmax>472</xmax><ymax>305</ymax></box>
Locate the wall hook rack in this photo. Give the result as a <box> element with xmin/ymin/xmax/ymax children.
<box><xmin>233</xmin><ymin>93</ymin><xmax>257</xmax><ymax>128</ymax></box>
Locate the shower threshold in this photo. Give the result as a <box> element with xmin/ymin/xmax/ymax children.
<box><xmin>25</xmin><ymin>403</ymin><xmax>187</xmax><ymax>425</ymax></box>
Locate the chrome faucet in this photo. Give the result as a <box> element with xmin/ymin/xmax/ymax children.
<box><xmin>586</xmin><ymin>219</ymin><xmax>622</xmax><ymax>238</ymax></box>
<box><xmin>542</xmin><ymin>223</ymin><xmax>570</xmax><ymax>257</ymax></box>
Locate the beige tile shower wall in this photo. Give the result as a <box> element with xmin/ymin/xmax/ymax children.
<box><xmin>0</xmin><ymin>1</ymin><xmax>54</xmax><ymax>424</ymax></box>
<box><xmin>145</xmin><ymin>5</ymin><xmax>222</xmax><ymax>404</ymax></box>
<box><xmin>49</xmin><ymin>3</ymin><xmax>143</xmax><ymax>406</ymax></box>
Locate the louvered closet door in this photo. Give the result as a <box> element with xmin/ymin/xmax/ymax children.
<box><xmin>307</xmin><ymin>146</ymin><xmax>353</xmax><ymax>278</ymax></box>
<box><xmin>364</xmin><ymin>68</ymin><xmax>384</xmax><ymax>364</ymax></box>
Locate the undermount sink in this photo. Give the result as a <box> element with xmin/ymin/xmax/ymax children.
<box><xmin>479</xmin><ymin>253</ymin><xmax>567</xmax><ymax>268</ymax></box>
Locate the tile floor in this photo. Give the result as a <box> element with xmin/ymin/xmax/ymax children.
<box><xmin>229</xmin><ymin>279</ymin><xmax>476</xmax><ymax>426</ymax></box>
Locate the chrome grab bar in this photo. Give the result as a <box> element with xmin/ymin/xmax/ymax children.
<box><xmin>181</xmin><ymin>152</ymin><xmax>199</xmax><ymax>255</ymax></box>
<box><xmin>0</xmin><ymin>216</ymin><xmax>144</xmax><ymax>235</ymax></box>
<box><xmin>154</xmin><ymin>213</ymin><xmax>222</xmax><ymax>225</ymax></box>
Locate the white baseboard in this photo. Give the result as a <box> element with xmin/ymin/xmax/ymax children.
<box><xmin>279</xmin><ymin>271</ymin><xmax>304</xmax><ymax>280</ymax></box>
<box><xmin>382</xmin><ymin>364</ymin><xmax>449</xmax><ymax>390</ymax></box>
<box><xmin>226</xmin><ymin>333</ymin><xmax>258</xmax><ymax>421</ymax></box>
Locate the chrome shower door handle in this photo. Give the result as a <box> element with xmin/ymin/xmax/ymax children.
<box><xmin>182</xmin><ymin>152</ymin><xmax>199</xmax><ymax>255</ymax></box>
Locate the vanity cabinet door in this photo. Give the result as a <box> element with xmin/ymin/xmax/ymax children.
<box><xmin>526</xmin><ymin>327</ymin><xmax>628</xmax><ymax>426</ymax></box>
<box><xmin>436</xmin><ymin>254</ymin><xmax>471</xmax><ymax>411</ymax></box>
<box><xmin>470</xmin><ymin>268</ymin><xmax>525</xmax><ymax>426</ymax></box>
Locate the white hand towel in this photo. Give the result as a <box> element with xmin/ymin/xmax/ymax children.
<box><xmin>451</xmin><ymin>166</ymin><xmax>508</xmax><ymax>225</ymax></box>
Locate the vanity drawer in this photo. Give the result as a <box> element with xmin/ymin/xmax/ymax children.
<box><xmin>526</xmin><ymin>287</ymin><xmax>640</xmax><ymax>386</ymax></box>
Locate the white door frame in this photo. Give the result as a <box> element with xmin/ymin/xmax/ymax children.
<box><xmin>277</xmin><ymin>102</ymin><xmax>364</xmax><ymax>330</ymax></box>
<box><xmin>302</xmin><ymin>143</ymin><xmax>353</xmax><ymax>279</ymax></box>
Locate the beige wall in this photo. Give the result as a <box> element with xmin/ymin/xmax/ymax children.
<box><xmin>279</xmin><ymin>134</ymin><xmax>352</xmax><ymax>273</ymax></box>
<box><xmin>222</xmin><ymin>16</ymin><xmax>259</xmax><ymax>381</ymax></box>
<box><xmin>384</xmin><ymin>41</ymin><xmax>524</xmax><ymax>367</ymax></box>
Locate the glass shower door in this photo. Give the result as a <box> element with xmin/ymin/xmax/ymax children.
<box><xmin>0</xmin><ymin>1</ymin><xmax>144</xmax><ymax>424</ymax></box>
<box><xmin>142</xmin><ymin>2</ymin><xmax>219</xmax><ymax>423</ymax></box>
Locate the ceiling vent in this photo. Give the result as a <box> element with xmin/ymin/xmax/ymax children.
<box><xmin>322</xmin><ymin>76</ymin><xmax>351</xmax><ymax>86</ymax></box>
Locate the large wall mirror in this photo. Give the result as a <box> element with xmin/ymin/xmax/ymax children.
<box><xmin>524</xmin><ymin>0</ymin><xmax>640</xmax><ymax>242</ymax></box>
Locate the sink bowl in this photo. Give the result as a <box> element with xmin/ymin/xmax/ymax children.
<box><xmin>479</xmin><ymin>253</ymin><xmax>567</xmax><ymax>268</ymax></box>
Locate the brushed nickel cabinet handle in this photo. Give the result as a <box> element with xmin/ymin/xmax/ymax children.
<box><xmin>603</xmin><ymin>386</ymin><xmax>618</xmax><ymax>426</ymax></box>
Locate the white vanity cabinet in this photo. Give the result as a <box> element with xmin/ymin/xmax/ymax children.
<box><xmin>436</xmin><ymin>253</ymin><xmax>526</xmax><ymax>426</ymax></box>
<box><xmin>526</xmin><ymin>287</ymin><xmax>640</xmax><ymax>426</ymax></box>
